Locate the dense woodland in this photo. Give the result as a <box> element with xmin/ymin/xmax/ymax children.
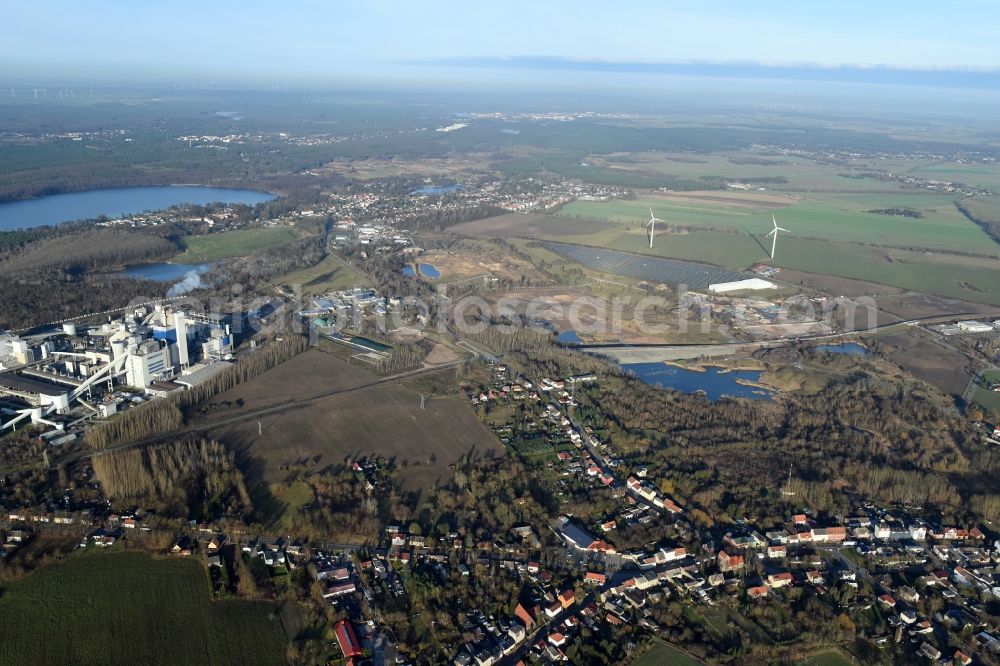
<box><xmin>0</xmin><ymin>224</ymin><xmax>184</xmax><ymax>328</ymax></box>
<box><xmin>91</xmin><ymin>436</ymin><xmax>251</xmax><ymax>520</ymax></box>
<box><xmin>0</xmin><ymin>275</ymin><xmax>166</xmax><ymax>330</ymax></box>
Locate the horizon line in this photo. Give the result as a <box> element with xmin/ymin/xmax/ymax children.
<box><xmin>416</xmin><ymin>56</ymin><xmax>1000</xmax><ymax>89</ymax></box>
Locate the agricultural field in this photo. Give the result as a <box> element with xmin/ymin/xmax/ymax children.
<box><xmin>454</xmin><ymin>186</ymin><xmax>1000</xmax><ymax>305</ymax></box>
<box><xmin>274</xmin><ymin>254</ymin><xmax>372</xmax><ymax>296</ymax></box>
<box><xmin>452</xmin><ymin>148</ymin><xmax>1000</xmax><ymax>304</ymax></box>
<box><xmin>0</xmin><ymin>551</ymin><xmax>287</xmax><ymax>666</ymax></box>
<box><xmin>632</xmin><ymin>639</ymin><xmax>704</xmax><ymax>666</ymax></box>
<box><xmin>211</xmin><ymin>383</ymin><xmax>501</xmax><ymax>491</ymax></box>
<box><xmin>451</xmin><ymin>212</ymin><xmax>617</xmax><ymax>239</ymax></box>
<box><xmin>197</xmin><ymin>352</ymin><xmax>501</xmax><ymax>491</ymax></box>
<box><xmin>960</xmin><ymin>195</ymin><xmax>1000</xmax><ymax>224</ymax></box>
<box><xmin>586</xmin><ymin>151</ymin><xmax>917</xmax><ymax>192</ymax></box>
<box><xmin>176</xmin><ymin>226</ymin><xmax>299</xmax><ymax>263</ymax></box>
<box><xmin>877</xmin><ymin>331</ymin><xmax>974</xmax><ymax>399</ymax></box>
<box><xmin>560</xmin><ymin>192</ymin><xmax>995</xmax><ymax>254</ymax></box>
<box><xmin>190</xmin><ymin>348</ymin><xmax>375</xmax><ymax>419</ymax></box>
<box><xmin>908</xmin><ymin>161</ymin><xmax>1000</xmax><ymax>190</ymax></box>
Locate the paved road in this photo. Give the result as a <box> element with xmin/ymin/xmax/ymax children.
<box><xmin>581</xmin><ymin>310</ymin><xmax>1000</xmax><ymax>364</ymax></box>
<box><xmin>495</xmin><ymin>593</ymin><xmax>595</xmax><ymax>666</ymax></box>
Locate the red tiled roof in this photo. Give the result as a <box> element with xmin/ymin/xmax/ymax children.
<box><xmin>334</xmin><ymin>620</ymin><xmax>363</xmax><ymax>658</ymax></box>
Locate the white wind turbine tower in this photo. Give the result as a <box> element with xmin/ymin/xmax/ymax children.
<box><xmin>767</xmin><ymin>214</ymin><xmax>790</xmax><ymax>259</ymax></box>
<box><xmin>646</xmin><ymin>208</ymin><xmax>663</xmax><ymax>249</ymax></box>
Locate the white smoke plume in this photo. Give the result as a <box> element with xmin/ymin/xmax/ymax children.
<box><xmin>167</xmin><ymin>270</ymin><xmax>205</xmax><ymax>297</ymax></box>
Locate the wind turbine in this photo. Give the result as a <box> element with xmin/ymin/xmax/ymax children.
<box><xmin>646</xmin><ymin>208</ymin><xmax>663</xmax><ymax>249</ymax></box>
<box><xmin>767</xmin><ymin>214</ymin><xmax>790</xmax><ymax>260</ymax></box>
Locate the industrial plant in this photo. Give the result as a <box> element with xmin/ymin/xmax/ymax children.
<box><xmin>0</xmin><ymin>305</ymin><xmax>235</xmax><ymax>433</ymax></box>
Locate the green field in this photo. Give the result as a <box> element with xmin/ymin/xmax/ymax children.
<box><xmin>512</xmin><ymin>187</ymin><xmax>1000</xmax><ymax>304</ymax></box>
<box><xmin>518</xmin><ymin>222</ymin><xmax>1000</xmax><ymax>304</ymax></box>
<box><xmin>962</xmin><ymin>195</ymin><xmax>1000</xmax><ymax>224</ymax></box>
<box><xmin>274</xmin><ymin>254</ymin><xmax>372</xmax><ymax>295</ymax></box>
<box><xmin>633</xmin><ymin>639</ymin><xmax>703</xmax><ymax>666</ymax></box>
<box><xmin>972</xmin><ymin>369</ymin><xmax>1000</xmax><ymax>419</ymax></box>
<box><xmin>177</xmin><ymin>227</ymin><xmax>299</xmax><ymax>263</ymax></box>
<box><xmin>0</xmin><ymin>551</ymin><xmax>288</xmax><ymax>666</ymax></box>
<box><xmin>560</xmin><ymin>194</ymin><xmax>997</xmax><ymax>254</ymax></box>
<box><xmin>909</xmin><ymin>162</ymin><xmax>1000</xmax><ymax>190</ymax></box>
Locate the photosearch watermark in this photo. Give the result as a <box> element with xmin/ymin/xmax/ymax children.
<box><xmin>122</xmin><ymin>281</ymin><xmax>881</xmax><ymax>345</ymax></box>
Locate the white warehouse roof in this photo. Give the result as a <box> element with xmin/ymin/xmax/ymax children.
<box><xmin>708</xmin><ymin>278</ymin><xmax>777</xmax><ymax>293</ymax></box>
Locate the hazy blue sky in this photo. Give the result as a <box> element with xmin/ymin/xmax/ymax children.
<box><xmin>3</xmin><ymin>0</ymin><xmax>998</xmax><ymax>81</ymax></box>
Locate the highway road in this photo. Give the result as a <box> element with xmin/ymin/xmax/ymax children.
<box><xmin>577</xmin><ymin>310</ymin><xmax>1000</xmax><ymax>364</ymax></box>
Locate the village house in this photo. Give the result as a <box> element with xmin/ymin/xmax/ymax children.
<box><xmin>718</xmin><ymin>551</ymin><xmax>745</xmax><ymax>573</ymax></box>
<box><xmin>810</xmin><ymin>526</ymin><xmax>847</xmax><ymax>543</ymax></box>
<box><xmin>514</xmin><ymin>603</ymin><xmax>536</xmax><ymax>629</ymax></box>
<box><xmin>767</xmin><ymin>572</ymin><xmax>794</xmax><ymax>589</ymax></box>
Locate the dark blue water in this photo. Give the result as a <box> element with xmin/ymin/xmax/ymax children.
<box><xmin>402</xmin><ymin>263</ymin><xmax>441</xmax><ymax>278</ymax></box>
<box><xmin>419</xmin><ymin>263</ymin><xmax>441</xmax><ymax>278</ymax></box>
<box><xmin>815</xmin><ymin>343</ymin><xmax>870</xmax><ymax>356</ymax></box>
<box><xmin>121</xmin><ymin>262</ymin><xmax>212</xmax><ymax>282</ymax></box>
<box><xmin>0</xmin><ymin>186</ymin><xmax>276</xmax><ymax>231</ymax></box>
<box><xmin>410</xmin><ymin>184</ymin><xmax>465</xmax><ymax>195</ymax></box>
<box><xmin>624</xmin><ymin>363</ymin><xmax>774</xmax><ymax>401</ymax></box>
<box><xmin>556</xmin><ymin>330</ymin><xmax>582</xmax><ymax>345</ymax></box>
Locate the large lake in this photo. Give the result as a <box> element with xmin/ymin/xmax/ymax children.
<box><xmin>624</xmin><ymin>362</ymin><xmax>774</xmax><ymax>401</ymax></box>
<box><xmin>0</xmin><ymin>186</ymin><xmax>276</xmax><ymax>231</ymax></box>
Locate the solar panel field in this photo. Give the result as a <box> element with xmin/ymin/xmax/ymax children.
<box><xmin>543</xmin><ymin>241</ymin><xmax>747</xmax><ymax>288</ymax></box>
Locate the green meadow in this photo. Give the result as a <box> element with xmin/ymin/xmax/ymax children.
<box><xmin>177</xmin><ymin>227</ymin><xmax>299</xmax><ymax>263</ymax></box>
<box><xmin>909</xmin><ymin>162</ymin><xmax>1000</xmax><ymax>190</ymax></box>
<box><xmin>561</xmin><ymin>194</ymin><xmax>997</xmax><ymax>254</ymax></box>
<box><xmin>274</xmin><ymin>254</ymin><xmax>372</xmax><ymax>296</ymax></box>
<box><xmin>548</xmin><ymin>185</ymin><xmax>1000</xmax><ymax>303</ymax></box>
